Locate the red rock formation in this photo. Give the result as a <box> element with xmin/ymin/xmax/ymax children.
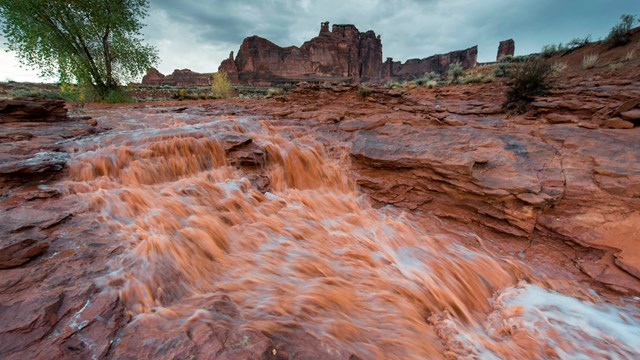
<box><xmin>220</xmin><ymin>22</ymin><xmax>383</xmax><ymax>84</ymax></box>
<box><xmin>218</xmin><ymin>51</ymin><xmax>240</xmax><ymax>83</ymax></box>
<box><xmin>141</xmin><ymin>68</ymin><xmax>213</xmax><ymax>87</ymax></box>
<box><xmin>497</xmin><ymin>39</ymin><xmax>515</xmax><ymax>60</ymax></box>
<box><xmin>0</xmin><ymin>97</ymin><xmax>67</xmax><ymax>123</ymax></box>
<box><xmin>141</xmin><ymin>67</ymin><xmax>165</xmax><ymax>86</ymax></box>
<box><xmin>385</xmin><ymin>46</ymin><xmax>478</xmax><ymax>81</ymax></box>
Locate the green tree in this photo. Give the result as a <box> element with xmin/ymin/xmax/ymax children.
<box><xmin>0</xmin><ymin>0</ymin><xmax>158</xmax><ymax>96</ymax></box>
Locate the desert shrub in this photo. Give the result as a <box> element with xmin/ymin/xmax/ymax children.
<box><xmin>494</xmin><ymin>61</ymin><xmax>512</xmax><ymax>78</ymax></box>
<box><xmin>503</xmin><ymin>60</ymin><xmax>552</xmax><ymax>114</ymax></box>
<box><xmin>267</xmin><ymin>87</ymin><xmax>286</xmax><ymax>97</ymax></box>
<box><xmin>623</xmin><ymin>49</ymin><xmax>635</xmax><ymax>62</ymax></box>
<box><xmin>606</xmin><ymin>14</ymin><xmax>637</xmax><ymax>47</ymax></box>
<box><xmin>540</xmin><ymin>43</ymin><xmax>567</xmax><ymax>58</ymax></box>
<box><xmin>582</xmin><ymin>53</ymin><xmax>599</xmax><ymax>69</ymax></box>
<box><xmin>211</xmin><ymin>71</ymin><xmax>232</xmax><ymax>99</ymax></box>
<box><xmin>447</xmin><ymin>62</ymin><xmax>463</xmax><ymax>83</ymax></box>
<box><xmin>608</xmin><ymin>62</ymin><xmax>624</xmax><ymax>70</ymax></box>
<box><xmin>415</xmin><ymin>71</ymin><xmax>440</xmax><ymax>85</ymax></box>
<box><xmin>462</xmin><ymin>73</ymin><xmax>493</xmax><ymax>84</ymax></box>
<box><xmin>384</xmin><ymin>80</ymin><xmax>401</xmax><ymax>89</ymax></box>
<box><xmin>567</xmin><ymin>35</ymin><xmax>592</xmax><ymax>49</ymax></box>
<box><xmin>172</xmin><ymin>88</ymin><xmax>188</xmax><ymax>100</ymax></box>
<box><xmin>550</xmin><ymin>61</ymin><xmax>568</xmax><ymax>74</ymax></box>
<box><xmin>103</xmin><ymin>88</ymin><xmax>133</xmax><ymax>103</ymax></box>
<box><xmin>357</xmin><ymin>84</ymin><xmax>373</xmax><ymax>98</ymax></box>
<box><xmin>425</xmin><ymin>80</ymin><xmax>439</xmax><ymax>89</ymax></box>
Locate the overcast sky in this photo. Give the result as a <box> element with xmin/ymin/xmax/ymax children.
<box><xmin>1</xmin><ymin>0</ymin><xmax>639</xmax><ymax>82</ymax></box>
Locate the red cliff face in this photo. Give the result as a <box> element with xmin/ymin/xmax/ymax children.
<box><xmin>221</xmin><ymin>22</ymin><xmax>383</xmax><ymax>84</ymax></box>
<box><xmin>384</xmin><ymin>46</ymin><xmax>478</xmax><ymax>81</ymax></box>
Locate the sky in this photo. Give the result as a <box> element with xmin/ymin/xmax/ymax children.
<box><xmin>1</xmin><ymin>0</ymin><xmax>639</xmax><ymax>82</ymax></box>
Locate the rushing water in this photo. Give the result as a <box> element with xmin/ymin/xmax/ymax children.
<box><xmin>63</xmin><ymin>109</ymin><xmax>640</xmax><ymax>359</ymax></box>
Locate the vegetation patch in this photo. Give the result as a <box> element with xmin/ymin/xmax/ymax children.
<box><xmin>503</xmin><ymin>60</ymin><xmax>552</xmax><ymax>114</ymax></box>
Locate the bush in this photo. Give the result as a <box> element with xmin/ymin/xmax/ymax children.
<box><xmin>567</xmin><ymin>35</ymin><xmax>591</xmax><ymax>49</ymax></box>
<box><xmin>415</xmin><ymin>71</ymin><xmax>440</xmax><ymax>85</ymax></box>
<box><xmin>550</xmin><ymin>61</ymin><xmax>568</xmax><ymax>74</ymax></box>
<box><xmin>425</xmin><ymin>80</ymin><xmax>439</xmax><ymax>89</ymax></box>
<box><xmin>540</xmin><ymin>43</ymin><xmax>567</xmax><ymax>58</ymax></box>
<box><xmin>582</xmin><ymin>53</ymin><xmax>599</xmax><ymax>69</ymax></box>
<box><xmin>494</xmin><ymin>61</ymin><xmax>513</xmax><ymax>78</ymax></box>
<box><xmin>357</xmin><ymin>84</ymin><xmax>373</xmax><ymax>99</ymax></box>
<box><xmin>606</xmin><ymin>14</ymin><xmax>637</xmax><ymax>47</ymax></box>
<box><xmin>503</xmin><ymin>60</ymin><xmax>552</xmax><ymax>114</ymax></box>
<box><xmin>447</xmin><ymin>62</ymin><xmax>463</xmax><ymax>83</ymax></box>
<box><xmin>211</xmin><ymin>71</ymin><xmax>232</xmax><ymax>99</ymax></box>
<box><xmin>267</xmin><ymin>87</ymin><xmax>285</xmax><ymax>97</ymax></box>
<box><xmin>103</xmin><ymin>88</ymin><xmax>133</xmax><ymax>103</ymax></box>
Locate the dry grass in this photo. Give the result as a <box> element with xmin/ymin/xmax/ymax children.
<box><xmin>623</xmin><ymin>49</ymin><xmax>635</xmax><ymax>62</ymax></box>
<box><xmin>582</xmin><ymin>54</ymin><xmax>599</xmax><ymax>69</ymax></box>
<box><xmin>550</xmin><ymin>61</ymin><xmax>568</xmax><ymax>74</ymax></box>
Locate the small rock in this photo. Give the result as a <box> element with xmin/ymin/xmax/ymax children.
<box><xmin>602</xmin><ymin>117</ymin><xmax>634</xmax><ymax>129</ymax></box>
<box><xmin>578</xmin><ymin>122</ymin><xmax>599</xmax><ymax>129</ymax></box>
<box><xmin>545</xmin><ymin>113</ymin><xmax>580</xmax><ymax>124</ymax></box>
<box><xmin>615</xmin><ymin>98</ymin><xmax>640</xmax><ymax>114</ymax></box>
<box><xmin>620</xmin><ymin>109</ymin><xmax>640</xmax><ymax>121</ymax></box>
<box><xmin>86</xmin><ymin>118</ymin><xmax>98</xmax><ymax>126</ymax></box>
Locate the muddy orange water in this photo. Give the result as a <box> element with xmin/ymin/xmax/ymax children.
<box><xmin>61</xmin><ymin>107</ymin><xmax>639</xmax><ymax>359</ymax></box>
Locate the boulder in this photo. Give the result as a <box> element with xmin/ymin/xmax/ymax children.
<box><xmin>620</xmin><ymin>109</ymin><xmax>640</xmax><ymax>121</ymax></box>
<box><xmin>602</xmin><ymin>117</ymin><xmax>634</xmax><ymax>129</ymax></box>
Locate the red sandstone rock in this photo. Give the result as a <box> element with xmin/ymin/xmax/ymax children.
<box><xmin>621</xmin><ymin>109</ymin><xmax>640</xmax><ymax>121</ymax></box>
<box><xmin>386</xmin><ymin>46</ymin><xmax>478</xmax><ymax>81</ymax></box>
<box><xmin>497</xmin><ymin>39</ymin><xmax>515</xmax><ymax>60</ymax></box>
<box><xmin>603</xmin><ymin>117</ymin><xmax>634</xmax><ymax>128</ymax></box>
<box><xmin>0</xmin><ymin>97</ymin><xmax>67</xmax><ymax>123</ymax></box>
<box><xmin>224</xmin><ymin>22</ymin><xmax>383</xmax><ymax>85</ymax></box>
<box><xmin>141</xmin><ymin>68</ymin><xmax>213</xmax><ymax>86</ymax></box>
<box><xmin>218</xmin><ymin>51</ymin><xmax>240</xmax><ymax>83</ymax></box>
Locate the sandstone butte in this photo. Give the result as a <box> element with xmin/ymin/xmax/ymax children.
<box><xmin>2</xmin><ymin>25</ymin><xmax>640</xmax><ymax>360</ymax></box>
<box><xmin>143</xmin><ymin>22</ymin><xmax>513</xmax><ymax>86</ymax></box>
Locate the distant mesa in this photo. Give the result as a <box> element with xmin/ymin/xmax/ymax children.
<box><xmin>142</xmin><ymin>68</ymin><xmax>213</xmax><ymax>87</ymax></box>
<box><xmin>142</xmin><ymin>22</ymin><xmax>515</xmax><ymax>86</ymax></box>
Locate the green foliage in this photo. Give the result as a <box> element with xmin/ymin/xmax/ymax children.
<box><xmin>606</xmin><ymin>14</ymin><xmax>637</xmax><ymax>47</ymax></box>
<box><xmin>503</xmin><ymin>60</ymin><xmax>552</xmax><ymax>114</ymax></box>
<box><xmin>0</xmin><ymin>0</ymin><xmax>158</xmax><ymax>95</ymax></box>
<box><xmin>211</xmin><ymin>71</ymin><xmax>233</xmax><ymax>99</ymax></box>
<box><xmin>447</xmin><ymin>62</ymin><xmax>463</xmax><ymax>83</ymax></box>
<box><xmin>104</xmin><ymin>88</ymin><xmax>133</xmax><ymax>103</ymax></box>
<box><xmin>357</xmin><ymin>84</ymin><xmax>373</xmax><ymax>99</ymax></box>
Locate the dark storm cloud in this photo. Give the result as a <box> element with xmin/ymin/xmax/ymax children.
<box><xmin>2</xmin><ymin>0</ymin><xmax>639</xmax><ymax>81</ymax></box>
<box><xmin>145</xmin><ymin>0</ymin><xmax>640</xmax><ymax>74</ymax></box>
